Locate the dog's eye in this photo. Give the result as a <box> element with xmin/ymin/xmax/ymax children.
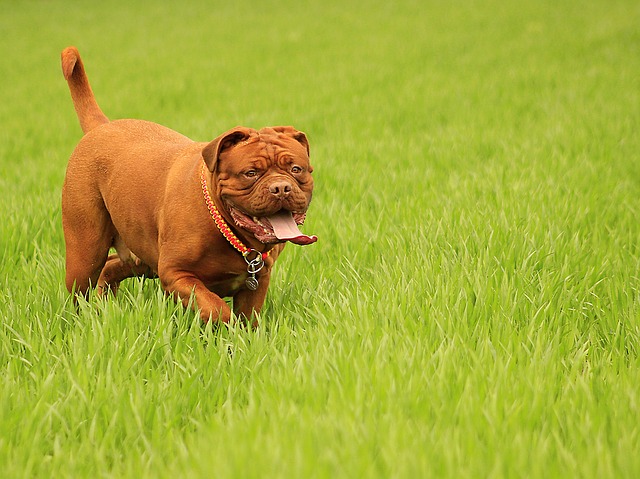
<box><xmin>244</xmin><ymin>170</ymin><xmax>258</xmax><ymax>178</ymax></box>
<box><xmin>291</xmin><ymin>165</ymin><xmax>303</xmax><ymax>174</ymax></box>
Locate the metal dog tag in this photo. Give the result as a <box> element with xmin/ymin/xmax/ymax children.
<box><xmin>244</xmin><ymin>249</ymin><xmax>265</xmax><ymax>291</ymax></box>
<box><xmin>245</xmin><ymin>275</ymin><xmax>259</xmax><ymax>291</ymax></box>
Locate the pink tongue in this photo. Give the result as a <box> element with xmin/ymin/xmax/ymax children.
<box><xmin>267</xmin><ymin>211</ymin><xmax>317</xmax><ymax>245</ymax></box>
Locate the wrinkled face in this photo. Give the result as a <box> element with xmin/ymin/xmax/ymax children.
<box><xmin>204</xmin><ymin>126</ymin><xmax>314</xmax><ymax>244</ymax></box>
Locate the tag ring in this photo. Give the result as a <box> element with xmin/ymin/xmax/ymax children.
<box><xmin>243</xmin><ymin>249</ymin><xmax>265</xmax><ymax>274</ymax></box>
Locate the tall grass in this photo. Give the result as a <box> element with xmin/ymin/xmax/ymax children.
<box><xmin>1</xmin><ymin>0</ymin><xmax>639</xmax><ymax>477</ymax></box>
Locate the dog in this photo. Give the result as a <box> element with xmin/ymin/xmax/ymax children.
<box><xmin>60</xmin><ymin>46</ymin><xmax>316</xmax><ymax>325</ymax></box>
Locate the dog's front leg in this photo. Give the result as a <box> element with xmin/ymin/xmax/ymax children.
<box><xmin>233</xmin><ymin>272</ymin><xmax>271</xmax><ymax>328</ymax></box>
<box><xmin>161</xmin><ymin>273</ymin><xmax>232</xmax><ymax>323</ymax></box>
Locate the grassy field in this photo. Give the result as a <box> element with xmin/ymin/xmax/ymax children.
<box><xmin>1</xmin><ymin>0</ymin><xmax>640</xmax><ymax>477</ymax></box>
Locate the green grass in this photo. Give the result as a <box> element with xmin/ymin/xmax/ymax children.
<box><xmin>1</xmin><ymin>0</ymin><xmax>640</xmax><ymax>477</ymax></box>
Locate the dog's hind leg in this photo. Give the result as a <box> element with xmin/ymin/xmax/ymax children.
<box><xmin>97</xmin><ymin>252</ymin><xmax>155</xmax><ymax>297</ymax></box>
<box><xmin>62</xmin><ymin>188</ymin><xmax>114</xmax><ymax>298</ymax></box>
<box><xmin>64</xmin><ymin>231</ymin><xmax>112</xmax><ymax>298</ymax></box>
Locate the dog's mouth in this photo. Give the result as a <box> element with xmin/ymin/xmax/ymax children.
<box><xmin>228</xmin><ymin>207</ymin><xmax>317</xmax><ymax>245</ymax></box>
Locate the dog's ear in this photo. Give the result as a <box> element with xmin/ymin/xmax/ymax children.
<box><xmin>202</xmin><ymin>127</ymin><xmax>253</xmax><ymax>172</ymax></box>
<box><xmin>272</xmin><ymin>126</ymin><xmax>310</xmax><ymax>156</ymax></box>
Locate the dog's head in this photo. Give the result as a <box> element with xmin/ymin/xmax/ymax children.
<box><xmin>203</xmin><ymin>126</ymin><xmax>316</xmax><ymax>245</ymax></box>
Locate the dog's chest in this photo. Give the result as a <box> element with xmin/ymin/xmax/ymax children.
<box><xmin>206</xmin><ymin>271</ymin><xmax>249</xmax><ymax>297</ymax></box>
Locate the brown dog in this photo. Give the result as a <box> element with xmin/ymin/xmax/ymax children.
<box><xmin>61</xmin><ymin>46</ymin><xmax>316</xmax><ymax>324</ymax></box>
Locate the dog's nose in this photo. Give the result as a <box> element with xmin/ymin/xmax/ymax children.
<box><xmin>269</xmin><ymin>180</ymin><xmax>292</xmax><ymax>199</ymax></box>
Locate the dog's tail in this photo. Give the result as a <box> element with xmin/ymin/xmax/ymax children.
<box><xmin>61</xmin><ymin>46</ymin><xmax>109</xmax><ymax>134</ymax></box>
